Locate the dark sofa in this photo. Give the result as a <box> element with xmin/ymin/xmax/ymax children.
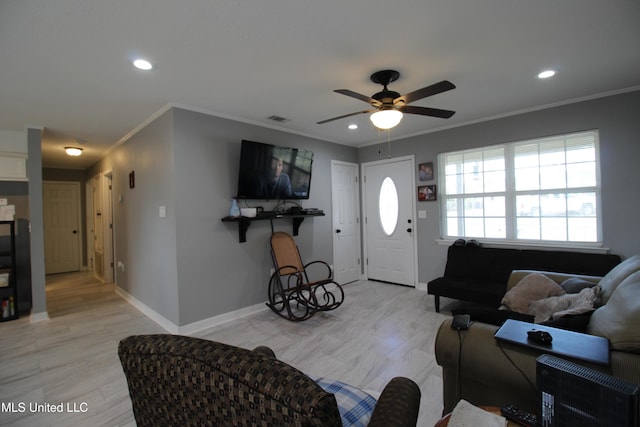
<box><xmin>427</xmin><ymin>245</ymin><xmax>621</xmax><ymax>312</ymax></box>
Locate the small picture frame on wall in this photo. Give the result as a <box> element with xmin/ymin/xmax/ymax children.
<box><xmin>418</xmin><ymin>185</ymin><xmax>437</xmax><ymax>201</ymax></box>
<box><xmin>418</xmin><ymin>162</ymin><xmax>434</xmax><ymax>181</ymax></box>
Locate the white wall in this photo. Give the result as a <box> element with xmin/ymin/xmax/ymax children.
<box><xmin>0</xmin><ymin>130</ymin><xmax>27</xmax><ymax>153</ymax></box>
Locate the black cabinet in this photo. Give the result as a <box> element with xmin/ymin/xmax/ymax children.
<box><xmin>0</xmin><ymin>220</ymin><xmax>19</xmax><ymax>321</ymax></box>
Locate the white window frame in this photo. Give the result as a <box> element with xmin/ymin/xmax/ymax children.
<box><xmin>438</xmin><ymin>130</ymin><xmax>602</xmax><ymax>249</ymax></box>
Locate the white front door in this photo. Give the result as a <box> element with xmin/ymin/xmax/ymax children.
<box><xmin>331</xmin><ymin>161</ymin><xmax>361</xmax><ymax>284</ymax></box>
<box><xmin>362</xmin><ymin>156</ymin><xmax>417</xmax><ymax>286</ymax></box>
<box><xmin>43</xmin><ymin>181</ymin><xmax>82</xmax><ymax>274</ymax></box>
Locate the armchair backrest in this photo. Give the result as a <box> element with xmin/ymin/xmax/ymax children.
<box><xmin>118</xmin><ymin>335</ymin><xmax>342</xmax><ymax>427</ymax></box>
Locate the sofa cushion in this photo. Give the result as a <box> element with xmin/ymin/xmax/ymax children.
<box><xmin>560</xmin><ymin>277</ymin><xmax>597</xmax><ymax>294</ymax></box>
<box><xmin>540</xmin><ymin>313</ymin><xmax>593</xmax><ymax>332</ymax></box>
<box><xmin>501</xmin><ymin>273</ymin><xmax>565</xmax><ymax>314</ymax></box>
<box><xmin>598</xmin><ymin>254</ymin><xmax>640</xmax><ymax>304</ymax></box>
<box><xmin>588</xmin><ymin>270</ymin><xmax>640</xmax><ymax>353</ymax></box>
<box><xmin>453</xmin><ymin>307</ymin><xmax>534</xmax><ymax>326</ymax></box>
<box><xmin>528</xmin><ymin>286</ymin><xmax>599</xmax><ymax>323</ymax></box>
<box><xmin>428</xmin><ymin>277</ymin><xmax>506</xmax><ymax>307</ymax></box>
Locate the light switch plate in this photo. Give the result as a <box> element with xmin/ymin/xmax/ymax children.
<box><xmin>418</xmin><ymin>210</ymin><xmax>427</xmax><ymax>219</ymax></box>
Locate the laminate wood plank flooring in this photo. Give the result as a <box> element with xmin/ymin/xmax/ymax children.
<box><xmin>0</xmin><ymin>272</ymin><xmax>451</xmax><ymax>427</ymax></box>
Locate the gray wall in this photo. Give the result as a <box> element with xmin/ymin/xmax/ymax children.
<box><xmin>27</xmin><ymin>127</ymin><xmax>47</xmax><ymax>317</ymax></box>
<box><xmin>358</xmin><ymin>90</ymin><xmax>640</xmax><ymax>285</ymax></box>
<box><xmin>89</xmin><ymin>109</ymin><xmax>180</xmax><ymax>324</ymax></box>
<box><xmin>89</xmin><ymin>107</ymin><xmax>357</xmax><ymax>326</ymax></box>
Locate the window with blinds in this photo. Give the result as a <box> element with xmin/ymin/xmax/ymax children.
<box><xmin>439</xmin><ymin>130</ymin><xmax>600</xmax><ymax>244</ymax></box>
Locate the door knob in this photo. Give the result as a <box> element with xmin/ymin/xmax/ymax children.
<box><xmin>73</xmin><ymin>230</ymin><xmax>78</xmax><ymax>234</ymax></box>
<box><xmin>336</xmin><ymin>229</ymin><xmax>342</xmax><ymax>234</ymax></box>
<box><xmin>407</xmin><ymin>228</ymin><xmax>412</xmax><ymax>233</ymax></box>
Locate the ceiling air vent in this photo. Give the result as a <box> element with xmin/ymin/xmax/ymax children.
<box><xmin>266</xmin><ymin>115</ymin><xmax>290</xmax><ymax>123</ymax></box>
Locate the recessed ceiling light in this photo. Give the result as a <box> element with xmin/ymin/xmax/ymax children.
<box><xmin>348</xmin><ymin>124</ymin><xmax>358</xmax><ymax>130</ymax></box>
<box><xmin>133</xmin><ymin>58</ymin><xmax>153</xmax><ymax>70</ymax></box>
<box><xmin>537</xmin><ymin>69</ymin><xmax>556</xmax><ymax>79</ymax></box>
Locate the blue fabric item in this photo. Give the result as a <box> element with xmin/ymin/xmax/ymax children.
<box><xmin>312</xmin><ymin>376</ymin><xmax>377</xmax><ymax>427</ymax></box>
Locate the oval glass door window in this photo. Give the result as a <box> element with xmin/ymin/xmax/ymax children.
<box><xmin>379</xmin><ymin>177</ymin><xmax>399</xmax><ymax>235</ymax></box>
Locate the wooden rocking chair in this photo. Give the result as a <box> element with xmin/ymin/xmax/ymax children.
<box><xmin>267</xmin><ymin>231</ymin><xmax>345</xmax><ymax>321</ymax></box>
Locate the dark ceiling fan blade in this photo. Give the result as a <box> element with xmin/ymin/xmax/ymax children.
<box><xmin>395</xmin><ymin>80</ymin><xmax>456</xmax><ymax>105</ymax></box>
<box><xmin>334</xmin><ymin>89</ymin><xmax>382</xmax><ymax>106</ymax></box>
<box><xmin>400</xmin><ymin>105</ymin><xmax>456</xmax><ymax>119</ymax></box>
<box><xmin>316</xmin><ymin>109</ymin><xmax>374</xmax><ymax>124</ymax></box>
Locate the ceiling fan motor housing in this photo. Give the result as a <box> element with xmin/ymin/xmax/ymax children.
<box><xmin>372</xmin><ymin>90</ymin><xmax>401</xmax><ymax>108</ymax></box>
<box><xmin>371</xmin><ymin>70</ymin><xmax>401</xmax><ymax>108</ymax></box>
<box><xmin>317</xmin><ymin>68</ymin><xmax>455</xmax><ymax>124</ymax></box>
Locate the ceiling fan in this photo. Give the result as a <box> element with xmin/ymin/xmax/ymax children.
<box><xmin>317</xmin><ymin>69</ymin><xmax>456</xmax><ymax>129</ymax></box>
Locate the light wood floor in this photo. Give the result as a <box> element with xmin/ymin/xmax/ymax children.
<box><xmin>0</xmin><ymin>272</ymin><xmax>451</xmax><ymax>427</ymax></box>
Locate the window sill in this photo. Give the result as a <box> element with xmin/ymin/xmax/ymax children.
<box><xmin>436</xmin><ymin>239</ymin><xmax>610</xmax><ymax>254</ymax></box>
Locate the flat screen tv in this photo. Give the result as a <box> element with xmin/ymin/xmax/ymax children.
<box><xmin>236</xmin><ymin>140</ymin><xmax>314</xmax><ymax>200</ymax></box>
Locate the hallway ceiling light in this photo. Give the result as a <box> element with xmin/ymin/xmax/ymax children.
<box><xmin>65</xmin><ymin>147</ymin><xmax>83</xmax><ymax>156</ymax></box>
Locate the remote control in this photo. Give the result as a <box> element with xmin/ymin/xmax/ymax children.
<box><xmin>500</xmin><ymin>404</ymin><xmax>538</xmax><ymax>427</ymax></box>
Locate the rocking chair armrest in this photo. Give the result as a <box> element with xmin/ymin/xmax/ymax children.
<box><xmin>275</xmin><ymin>264</ymin><xmax>303</xmax><ymax>275</ymax></box>
<box><xmin>368</xmin><ymin>377</ymin><xmax>421</xmax><ymax>427</ymax></box>
<box><xmin>303</xmin><ymin>260</ymin><xmax>333</xmax><ymax>278</ymax></box>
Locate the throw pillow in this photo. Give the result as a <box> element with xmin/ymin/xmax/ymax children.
<box><xmin>528</xmin><ymin>286</ymin><xmax>599</xmax><ymax>323</ymax></box>
<box><xmin>588</xmin><ymin>270</ymin><xmax>640</xmax><ymax>353</ymax></box>
<box><xmin>560</xmin><ymin>277</ymin><xmax>596</xmax><ymax>294</ymax></box>
<box><xmin>501</xmin><ymin>273</ymin><xmax>565</xmax><ymax>314</ymax></box>
<box><xmin>597</xmin><ymin>254</ymin><xmax>640</xmax><ymax>305</ymax></box>
<box><xmin>312</xmin><ymin>376</ymin><xmax>377</xmax><ymax>427</ymax></box>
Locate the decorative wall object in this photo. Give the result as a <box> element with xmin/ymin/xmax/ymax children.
<box><xmin>418</xmin><ymin>162</ymin><xmax>433</xmax><ymax>181</ymax></box>
<box><xmin>418</xmin><ymin>185</ymin><xmax>437</xmax><ymax>201</ymax></box>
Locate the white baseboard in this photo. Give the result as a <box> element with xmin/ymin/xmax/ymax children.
<box><xmin>30</xmin><ymin>311</ymin><xmax>50</xmax><ymax>322</ymax></box>
<box><xmin>115</xmin><ymin>286</ymin><xmax>178</xmax><ymax>333</ymax></box>
<box><xmin>178</xmin><ymin>302</ymin><xmax>267</xmax><ymax>335</ymax></box>
<box><xmin>115</xmin><ymin>285</ymin><xmax>268</xmax><ymax>335</ymax></box>
<box><xmin>416</xmin><ymin>282</ymin><xmax>428</xmax><ymax>292</ymax></box>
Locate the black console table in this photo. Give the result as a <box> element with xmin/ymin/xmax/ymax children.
<box><xmin>221</xmin><ymin>212</ymin><xmax>325</xmax><ymax>243</ymax></box>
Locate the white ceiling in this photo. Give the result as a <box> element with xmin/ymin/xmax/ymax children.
<box><xmin>2</xmin><ymin>0</ymin><xmax>639</xmax><ymax>170</ymax></box>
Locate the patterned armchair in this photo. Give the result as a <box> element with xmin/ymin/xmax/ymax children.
<box><xmin>118</xmin><ymin>334</ymin><xmax>420</xmax><ymax>427</ymax></box>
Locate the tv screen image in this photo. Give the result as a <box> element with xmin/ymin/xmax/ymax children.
<box><xmin>236</xmin><ymin>140</ymin><xmax>313</xmax><ymax>200</ymax></box>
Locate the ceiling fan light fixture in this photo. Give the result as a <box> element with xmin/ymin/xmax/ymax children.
<box><xmin>65</xmin><ymin>147</ymin><xmax>83</xmax><ymax>156</ymax></box>
<box><xmin>370</xmin><ymin>109</ymin><xmax>403</xmax><ymax>129</ymax></box>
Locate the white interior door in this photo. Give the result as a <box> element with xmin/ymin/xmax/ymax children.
<box><xmin>43</xmin><ymin>181</ymin><xmax>82</xmax><ymax>274</ymax></box>
<box><xmin>362</xmin><ymin>156</ymin><xmax>417</xmax><ymax>286</ymax></box>
<box><xmin>331</xmin><ymin>161</ymin><xmax>360</xmax><ymax>284</ymax></box>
